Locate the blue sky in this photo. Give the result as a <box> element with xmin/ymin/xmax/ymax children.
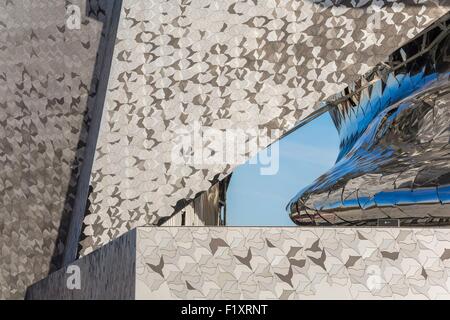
<box><xmin>226</xmin><ymin>112</ymin><xmax>340</xmax><ymax>226</ymax></box>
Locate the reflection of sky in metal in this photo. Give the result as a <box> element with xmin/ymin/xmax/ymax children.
<box><xmin>227</xmin><ymin>112</ymin><xmax>339</xmax><ymax>226</ymax></box>
<box><xmin>288</xmin><ymin>17</ymin><xmax>450</xmax><ymax>226</ymax></box>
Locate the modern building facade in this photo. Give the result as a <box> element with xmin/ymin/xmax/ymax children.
<box><xmin>289</xmin><ymin>16</ymin><xmax>450</xmax><ymax>226</ymax></box>
<box><xmin>78</xmin><ymin>0</ymin><xmax>449</xmax><ymax>260</ymax></box>
<box><xmin>27</xmin><ymin>227</ymin><xmax>450</xmax><ymax>299</ymax></box>
<box><xmin>0</xmin><ymin>0</ymin><xmax>121</xmax><ymax>299</ymax></box>
<box><xmin>1</xmin><ymin>0</ymin><xmax>450</xmax><ymax>299</ymax></box>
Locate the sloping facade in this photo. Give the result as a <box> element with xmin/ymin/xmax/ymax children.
<box><xmin>0</xmin><ymin>0</ymin><xmax>118</xmax><ymax>299</ymax></box>
<box><xmin>80</xmin><ymin>0</ymin><xmax>449</xmax><ymax>256</ymax></box>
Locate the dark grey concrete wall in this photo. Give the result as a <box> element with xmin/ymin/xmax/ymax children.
<box><xmin>26</xmin><ymin>229</ymin><xmax>136</xmax><ymax>300</ymax></box>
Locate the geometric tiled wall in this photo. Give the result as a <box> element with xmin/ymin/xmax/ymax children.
<box><xmin>0</xmin><ymin>0</ymin><xmax>115</xmax><ymax>299</ymax></box>
<box><xmin>80</xmin><ymin>0</ymin><xmax>449</xmax><ymax>256</ymax></box>
<box><xmin>26</xmin><ymin>226</ymin><xmax>450</xmax><ymax>299</ymax></box>
<box><xmin>136</xmin><ymin>227</ymin><xmax>450</xmax><ymax>299</ymax></box>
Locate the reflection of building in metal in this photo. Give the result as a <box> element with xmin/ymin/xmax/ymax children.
<box><xmin>161</xmin><ymin>175</ymin><xmax>231</xmax><ymax>226</ymax></box>
<box><xmin>27</xmin><ymin>227</ymin><xmax>450</xmax><ymax>300</ymax></box>
<box><xmin>288</xmin><ymin>14</ymin><xmax>450</xmax><ymax>226</ymax></box>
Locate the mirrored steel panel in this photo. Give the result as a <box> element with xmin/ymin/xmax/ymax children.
<box><xmin>288</xmin><ymin>14</ymin><xmax>450</xmax><ymax>226</ymax></box>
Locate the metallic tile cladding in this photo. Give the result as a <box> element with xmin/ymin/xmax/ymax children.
<box><xmin>136</xmin><ymin>227</ymin><xmax>450</xmax><ymax>299</ymax></box>
<box><xmin>0</xmin><ymin>0</ymin><xmax>113</xmax><ymax>299</ymax></box>
<box><xmin>82</xmin><ymin>0</ymin><xmax>449</xmax><ymax>255</ymax></box>
<box><xmin>25</xmin><ymin>226</ymin><xmax>450</xmax><ymax>299</ymax></box>
<box><xmin>288</xmin><ymin>16</ymin><xmax>450</xmax><ymax>226</ymax></box>
<box><xmin>26</xmin><ymin>230</ymin><xmax>136</xmax><ymax>300</ymax></box>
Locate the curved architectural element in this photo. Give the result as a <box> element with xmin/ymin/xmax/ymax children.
<box><xmin>289</xmin><ymin>15</ymin><xmax>450</xmax><ymax>226</ymax></box>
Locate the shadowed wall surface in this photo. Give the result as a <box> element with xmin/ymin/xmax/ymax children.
<box><xmin>25</xmin><ymin>226</ymin><xmax>450</xmax><ymax>299</ymax></box>
<box><xmin>26</xmin><ymin>230</ymin><xmax>135</xmax><ymax>300</ymax></box>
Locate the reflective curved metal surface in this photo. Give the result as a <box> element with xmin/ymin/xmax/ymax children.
<box><xmin>288</xmin><ymin>14</ymin><xmax>450</xmax><ymax>226</ymax></box>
